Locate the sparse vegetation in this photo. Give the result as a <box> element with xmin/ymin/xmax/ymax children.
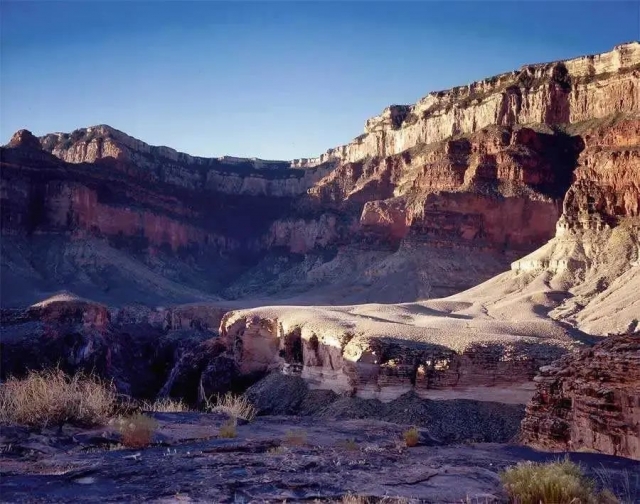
<box><xmin>218</xmin><ymin>418</ymin><xmax>237</xmax><ymax>439</ymax></box>
<box><xmin>341</xmin><ymin>495</ymin><xmax>369</xmax><ymax>504</ymax></box>
<box><xmin>284</xmin><ymin>429</ymin><xmax>307</xmax><ymax>446</ymax></box>
<box><xmin>500</xmin><ymin>459</ymin><xmax>618</xmax><ymax>504</ymax></box>
<box><xmin>116</xmin><ymin>413</ymin><xmax>158</xmax><ymax>448</ymax></box>
<box><xmin>341</xmin><ymin>495</ymin><xmax>411</xmax><ymax>504</ymax></box>
<box><xmin>0</xmin><ymin>369</ymin><xmax>116</xmax><ymax>428</ymax></box>
<box><xmin>594</xmin><ymin>466</ymin><xmax>640</xmax><ymax>504</ymax></box>
<box><xmin>402</xmin><ymin>427</ymin><xmax>420</xmax><ymax>447</ymax></box>
<box><xmin>143</xmin><ymin>397</ymin><xmax>189</xmax><ymax>413</ymax></box>
<box><xmin>206</xmin><ymin>392</ymin><xmax>257</xmax><ymax>422</ymax></box>
<box><xmin>339</xmin><ymin>438</ymin><xmax>359</xmax><ymax>451</ymax></box>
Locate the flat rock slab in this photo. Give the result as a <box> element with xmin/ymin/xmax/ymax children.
<box><xmin>1</xmin><ymin>413</ymin><xmax>638</xmax><ymax>503</ymax></box>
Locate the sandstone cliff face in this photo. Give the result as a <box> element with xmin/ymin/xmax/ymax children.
<box><xmin>3</xmin><ymin>43</ymin><xmax>638</xmax><ymax>311</ymax></box>
<box><xmin>521</xmin><ymin>334</ymin><xmax>640</xmax><ymax>460</ymax></box>
<box><xmin>561</xmin><ymin>117</ymin><xmax>640</xmax><ymax>228</ymax></box>
<box><xmin>510</xmin><ymin>115</ymin><xmax>640</xmax><ymax>336</ymax></box>
<box><xmin>2</xmin><ymin>44</ymin><xmax>639</xmax><ymax>417</ymax></box>
<box><xmin>293</xmin><ymin>42</ymin><xmax>640</xmax><ymax>167</ymax></box>
<box><xmin>216</xmin><ymin>301</ymin><xmax>579</xmax><ymax>404</ymax></box>
<box><xmin>38</xmin><ymin>125</ymin><xmax>333</xmax><ymax>197</ymax></box>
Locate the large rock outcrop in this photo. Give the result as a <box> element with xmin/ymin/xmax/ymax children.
<box><xmin>293</xmin><ymin>42</ymin><xmax>639</xmax><ymax>167</ymax></box>
<box><xmin>0</xmin><ymin>294</ymin><xmax>232</xmax><ymax>400</ymax></box>
<box><xmin>213</xmin><ymin>111</ymin><xmax>640</xmax><ymax>403</ymax></box>
<box><xmin>521</xmin><ymin>334</ymin><xmax>640</xmax><ymax>460</ymax></box>
<box><xmin>39</xmin><ymin>124</ymin><xmax>333</xmax><ymax>197</ymax></box>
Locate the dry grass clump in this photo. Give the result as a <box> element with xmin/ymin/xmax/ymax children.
<box><xmin>207</xmin><ymin>392</ymin><xmax>257</xmax><ymax>422</ymax></box>
<box><xmin>267</xmin><ymin>445</ymin><xmax>286</xmax><ymax>455</ymax></box>
<box><xmin>500</xmin><ymin>459</ymin><xmax>617</xmax><ymax>504</ymax></box>
<box><xmin>341</xmin><ymin>495</ymin><xmax>411</xmax><ymax>504</ymax></box>
<box><xmin>143</xmin><ymin>397</ymin><xmax>189</xmax><ymax>413</ymax></box>
<box><xmin>0</xmin><ymin>369</ymin><xmax>116</xmax><ymax>428</ymax></box>
<box><xmin>338</xmin><ymin>438</ymin><xmax>359</xmax><ymax>452</ymax></box>
<box><xmin>594</xmin><ymin>467</ymin><xmax>639</xmax><ymax>504</ymax></box>
<box><xmin>341</xmin><ymin>495</ymin><xmax>369</xmax><ymax>504</ymax></box>
<box><xmin>116</xmin><ymin>413</ymin><xmax>158</xmax><ymax>448</ymax></box>
<box><xmin>218</xmin><ymin>418</ymin><xmax>237</xmax><ymax>439</ymax></box>
<box><xmin>402</xmin><ymin>427</ymin><xmax>420</xmax><ymax>447</ymax></box>
<box><xmin>284</xmin><ymin>429</ymin><xmax>307</xmax><ymax>446</ymax></box>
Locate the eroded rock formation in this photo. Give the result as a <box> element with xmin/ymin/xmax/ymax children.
<box><xmin>0</xmin><ymin>294</ymin><xmax>231</xmax><ymax>400</ymax></box>
<box><xmin>217</xmin><ymin>305</ymin><xmax>578</xmax><ymax>404</ymax></box>
<box><xmin>5</xmin><ymin>44</ymin><xmax>634</xmax><ymax>306</ymax></box>
<box><xmin>293</xmin><ymin>42</ymin><xmax>639</xmax><ymax>167</ymax></box>
<box><xmin>521</xmin><ymin>334</ymin><xmax>640</xmax><ymax>460</ymax></box>
<box><xmin>2</xmin><ymin>43</ymin><xmax>639</xmax><ymax>412</ymax></box>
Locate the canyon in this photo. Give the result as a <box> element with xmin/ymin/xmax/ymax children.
<box><xmin>1</xmin><ymin>42</ymin><xmax>639</xmax><ymax>460</ymax></box>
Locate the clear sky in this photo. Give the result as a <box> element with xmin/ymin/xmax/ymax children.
<box><xmin>1</xmin><ymin>1</ymin><xmax>638</xmax><ymax>160</ymax></box>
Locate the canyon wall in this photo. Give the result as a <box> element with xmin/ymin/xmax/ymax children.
<box><xmin>293</xmin><ymin>42</ymin><xmax>639</xmax><ymax>167</ymax></box>
<box><xmin>213</xmin><ymin>113</ymin><xmax>640</xmax><ymax>406</ymax></box>
<box><xmin>39</xmin><ymin>125</ymin><xmax>334</xmax><ymax>197</ymax></box>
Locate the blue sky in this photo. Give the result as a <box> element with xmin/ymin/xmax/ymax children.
<box><xmin>1</xmin><ymin>1</ymin><xmax>638</xmax><ymax>160</ymax></box>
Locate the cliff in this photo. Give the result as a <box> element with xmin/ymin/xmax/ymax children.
<box><xmin>293</xmin><ymin>42</ymin><xmax>639</xmax><ymax>167</ymax></box>
<box><xmin>39</xmin><ymin>125</ymin><xmax>333</xmax><ymax>197</ymax></box>
<box><xmin>521</xmin><ymin>334</ymin><xmax>640</xmax><ymax>460</ymax></box>
<box><xmin>213</xmin><ymin>110</ymin><xmax>640</xmax><ymax>404</ymax></box>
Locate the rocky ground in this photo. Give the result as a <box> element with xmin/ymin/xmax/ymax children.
<box><xmin>2</xmin><ymin>412</ymin><xmax>639</xmax><ymax>503</ymax></box>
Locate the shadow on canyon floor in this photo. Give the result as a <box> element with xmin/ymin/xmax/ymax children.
<box><xmin>1</xmin><ymin>412</ymin><xmax>638</xmax><ymax>503</ymax></box>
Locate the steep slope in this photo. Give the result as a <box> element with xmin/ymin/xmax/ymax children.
<box><xmin>2</xmin><ymin>125</ymin><xmax>577</xmax><ymax>306</ymax></box>
<box><xmin>294</xmin><ymin>41</ymin><xmax>639</xmax><ymax>167</ymax></box>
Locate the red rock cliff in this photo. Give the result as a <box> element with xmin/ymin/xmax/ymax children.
<box><xmin>521</xmin><ymin>334</ymin><xmax>640</xmax><ymax>460</ymax></box>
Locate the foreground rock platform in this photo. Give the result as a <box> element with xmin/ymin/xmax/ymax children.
<box><xmin>2</xmin><ymin>413</ymin><xmax>639</xmax><ymax>503</ymax></box>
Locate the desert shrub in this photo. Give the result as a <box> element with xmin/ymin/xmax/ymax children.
<box><xmin>218</xmin><ymin>418</ymin><xmax>237</xmax><ymax>439</ymax></box>
<box><xmin>0</xmin><ymin>369</ymin><xmax>116</xmax><ymax>428</ymax></box>
<box><xmin>500</xmin><ymin>459</ymin><xmax>616</xmax><ymax>504</ymax></box>
<box><xmin>116</xmin><ymin>414</ymin><xmax>157</xmax><ymax>448</ymax></box>
<box><xmin>341</xmin><ymin>495</ymin><xmax>410</xmax><ymax>504</ymax></box>
<box><xmin>143</xmin><ymin>397</ymin><xmax>189</xmax><ymax>413</ymax></box>
<box><xmin>341</xmin><ymin>495</ymin><xmax>369</xmax><ymax>504</ymax></box>
<box><xmin>594</xmin><ymin>467</ymin><xmax>639</xmax><ymax>504</ymax></box>
<box><xmin>284</xmin><ymin>429</ymin><xmax>307</xmax><ymax>446</ymax></box>
<box><xmin>208</xmin><ymin>392</ymin><xmax>257</xmax><ymax>422</ymax></box>
<box><xmin>403</xmin><ymin>427</ymin><xmax>420</xmax><ymax>447</ymax></box>
<box><xmin>339</xmin><ymin>438</ymin><xmax>359</xmax><ymax>451</ymax></box>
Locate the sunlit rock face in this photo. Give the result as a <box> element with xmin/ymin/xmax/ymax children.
<box><xmin>0</xmin><ymin>43</ymin><xmax>636</xmax><ymax>307</ymax></box>
<box><xmin>293</xmin><ymin>42</ymin><xmax>639</xmax><ymax>167</ymax></box>
<box><xmin>218</xmin><ymin>309</ymin><xmax>572</xmax><ymax>405</ymax></box>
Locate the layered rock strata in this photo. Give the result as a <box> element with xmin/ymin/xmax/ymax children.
<box><xmin>218</xmin><ymin>304</ymin><xmax>580</xmax><ymax>404</ymax></box>
<box><xmin>521</xmin><ymin>334</ymin><xmax>640</xmax><ymax>460</ymax></box>
<box><xmin>217</xmin><ymin>114</ymin><xmax>640</xmax><ymax>402</ymax></box>
<box><xmin>2</xmin><ymin>43</ymin><xmax>639</xmax><ymax>410</ymax></box>
<box><xmin>293</xmin><ymin>42</ymin><xmax>639</xmax><ymax>167</ymax></box>
<box><xmin>39</xmin><ymin>125</ymin><xmax>333</xmax><ymax>197</ymax></box>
